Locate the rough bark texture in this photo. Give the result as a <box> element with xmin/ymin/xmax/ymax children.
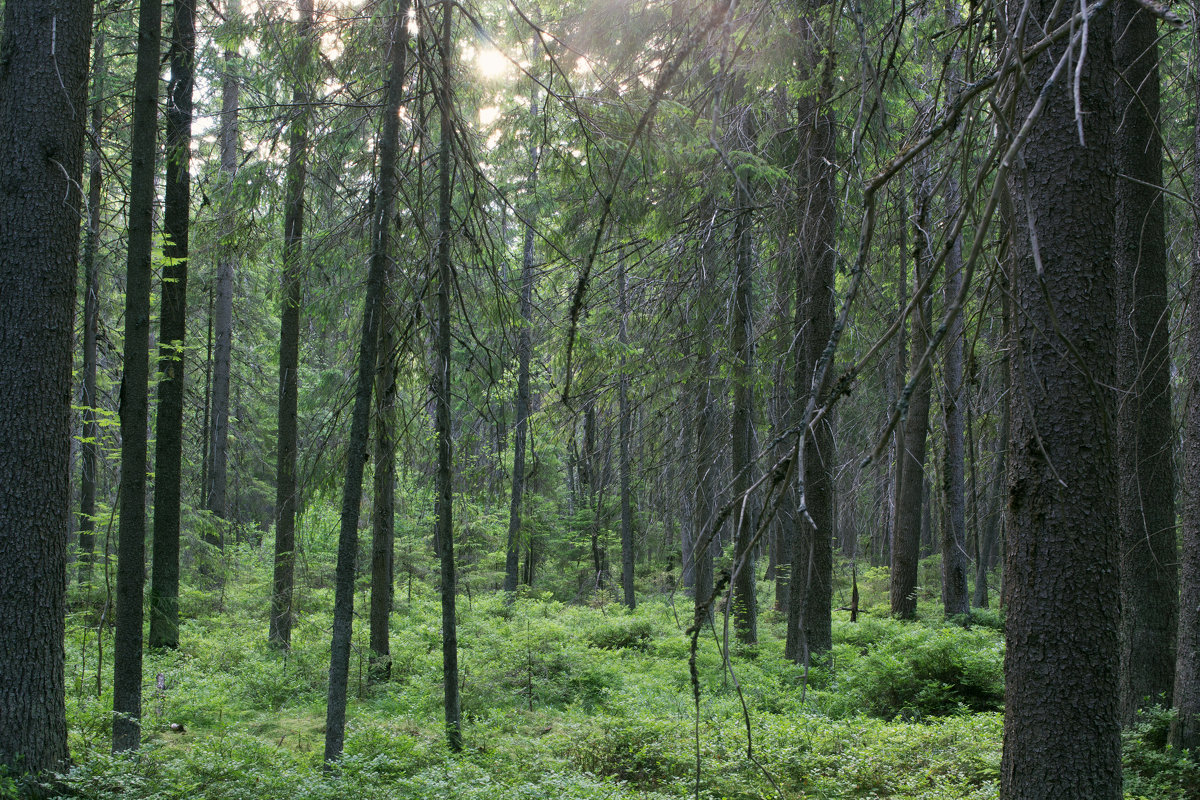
<box><xmin>369</xmin><ymin>260</ymin><xmax>398</xmax><ymax>680</ymax></box>
<box><xmin>730</xmin><ymin>183</ymin><xmax>757</xmax><ymax>645</ymax></box>
<box><xmin>322</xmin><ymin>0</ymin><xmax>409</xmax><ymax>761</ymax></box>
<box><xmin>435</xmin><ymin>0</ymin><xmax>462</xmax><ymax>751</ymax></box>
<box><xmin>207</xmin><ymin>0</ymin><xmax>241</xmax><ymax>527</ymax></box>
<box><xmin>1000</xmin><ymin>0</ymin><xmax>1121</xmax><ymax>794</ymax></box>
<box><xmin>890</xmin><ymin>161</ymin><xmax>933</xmax><ymax>620</ymax></box>
<box><xmin>149</xmin><ymin>0</ymin><xmax>196</xmax><ymax>652</ymax></box>
<box><xmin>798</xmin><ymin>16</ymin><xmax>837</xmax><ymax>655</ymax></box>
<box><xmin>939</xmin><ymin>199</ymin><xmax>969</xmax><ymax>620</ymax></box>
<box><xmin>113</xmin><ymin>0</ymin><xmax>162</xmax><ymax>751</ymax></box>
<box><xmin>78</xmin><ymin>28</ymin><xmax>106</xmax><ymax>589</ymax></box>
<box><xmin>270</xmin><ymin>0</ymin><xmax>314</xmax><ymax>650</ymax></box>
<box><xmin>0</xmin><ymin>0</ymin><xmax>93</xmax><ymax>778</ymax></box>
<box><xmin>368</xmin><ymin>0</ymin><xmax>408</xmax><ymax>678</ymax></box>
<box><xmin>1171</xmin><ymin>28</ymin><xmax>1200</xmax><ymax>754</ymax></box>
<box><xmin>504</xmin><ymin>79</ymin><xmax>539</xmax><ymax>595</ymax></box>
<box><xmin>1113</xmin><ymin>0</ymin><xmax>1176</xmax><ymax>722</ymax></box>
<box><xmin>618</xmin><ymin>258</ymin><xmax>636</xmax><ymax>609</ymax></box>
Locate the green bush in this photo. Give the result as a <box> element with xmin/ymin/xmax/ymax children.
<box><xmin>1122</xmin><ymin>707</ymin><xmax>1200</xmax><ymax>799</ymax></box>
<box><xmin>825</xmin><ymin>620</ymin><xmax>1004</xmax><ymax>719</ymax></box>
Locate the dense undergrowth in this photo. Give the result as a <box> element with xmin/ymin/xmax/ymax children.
<box><xmin>40</xmin><ymin>542</ymin><xmax>1197</xmax><ymax>799</ymax></box>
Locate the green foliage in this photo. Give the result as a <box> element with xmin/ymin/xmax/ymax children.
<box><xmin>820</xmin><ymin>617</ymin><xmax>1005</xmax><ymax>720</ymax></box>
<box><xmin>1122</xmin><ymin>707</ymin><xmax>1200</xmax><ymax>800</ymax></box>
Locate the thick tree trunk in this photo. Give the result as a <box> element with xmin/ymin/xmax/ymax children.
<box><xmin>1170</xmin><ymin>22</ymin><xmax>1200</xmax><ymax>754</ymax></box>
<box><xmin>1113</xmin><ymin>0</ymin><xmax>1176</xmax><ymax>722</ymax></box>
<box><xmin>435</xmin><ymin>0</ymin><xmax>462</xmax><ymax>751</ymax></box>
<box><xmin>504</xmin><ymin>78</ymin><xmax>539</xmax><ymax>595</ymax></box>
<box><xmin>1000</xmin><ymin>0</ymin><xmax>1121</xmax><ymax>794</ymax></box>
<box><xmin>798</xmin><ymin>27</ymin><xmax>837</xmax><ymax>656</ymax></box>
<box><xmin>618</xmin><ymin>258</ymin><xmax>635</xmax><ymax>609</ymax></box>
<box><xmin>207</xmin><ymin>0</ymin><xmax>241</xmax><ymax>529</ymax></box>
<box><xmin>890</xmin><ymin>160</ymin><xmax>933</xmax><ymax>620</ymax></box>
<box><xmin>78</xmin><ymin>28</ymin><xmax>106</xmax><ymax>589</ymax></box>
<box><xmin>113</xmin><ymin>0</ymin><xmax>162</xmax><ymax>752</ymax></box>
<box><xmin>323</xmin><ymin>0</ymin><xmax>409</xmax><ymax>761</ymax></box>
<box><xmin>270</xmin><ymin>0</ymin><xmax>314</xmax><ymax>650</ymax></box>
<box><xmin>149</xmin><ymin>0</ymin><xmax>196</xmax><ymax>652</ymax></box>
<box><xmin>0</xmin><ymin>0</ymin><xmax>93</xmax><ymax>778</ymax></box>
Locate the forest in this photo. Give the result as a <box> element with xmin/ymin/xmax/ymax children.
<box><xmin>2</xmin><ymin>0</ymin><xmax>1200</xmax><ymax>796</ymax></box>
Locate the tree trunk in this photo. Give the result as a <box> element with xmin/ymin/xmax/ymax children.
<box><xmin>0</xmin><ymin>0</ymin><xmax>93</xmax><ymax>778</ymax></box>
<box><xmin>113</xmin><ymin>0</ymin><xmax>162</xmax><ymax>752</ymax></box>
<box><xmin>1000</xmin><ymin>0</ymin><xmax>1121</xmax><ymax>794</ymax></box>
<box><xmin>729</xmin><ymin>176</ymin><xmax>757</xmax><ymax>646</ymax></box>
<box><xmin>890</xmin><ymin>158</ymin><xmax>933</xmax><ymax>620</ymax></box>
<box><xmin>322</xmin><ymin>0</ymin><xmax>409</xmax><ymax>761</ymax></box>
<box><xmin>78</xmin><ymin>28</ymin><xmax>106</xmax><ymax>590</ymax></box>
<box><xmin>149</xmin><ymin>0</ymin><xmax>196</xmax><ymax>652</ymax></box>
<box><xmin>504</xmin><ymin>74</ymin><xmax>539</xmax><ymax>595</ymax></box>
<box><xmin>271</xmin><ymin>0</ymin><xmax>314</xmax><ymax>650</ymax></box>
<box><xmin>939</xmin><ymin>184</ymin><xmax>969</xmax><ymax>620</ymax></box>
<box><xmin>797</xmin><ymin>16</ymin><xmax>837</xmax><ymax>655</ymax></box>
<box><xmin>369</xmin><ymin>250</ymin><xmax>399</xmax><ymax>681</ymax></box>
<box><xmin>207</xmin><ymin>0</ymin><xmax>241</xmax><ymax>530</ymax></box>
<box><xmin>1170</xmin><ymin>18</ymin><xmax>1200</xmax><ymax>754</ymax></box>
<box><xmin>692</xmin><ymin>325</ymin><xmax>716</xmax><ymax>620</ymax></box>
<box><xmin>618</xmin><ymin>257</ymin><xmax>635</xmax><ymax>609</ymax></box>
<box><xmin>1114</xmin><ymin>0</ymin><xmax>1176</xmax><ymax>722</ymax></box>
<box><xmin>435</xmin><ymin>0</ymin><xmax>462</xmax><ymax>751</ymax></box>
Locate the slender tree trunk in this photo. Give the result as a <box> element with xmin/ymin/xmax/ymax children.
<box><xmin>692</xmin><ymin>324</ymin><xmax>716</xmax><ymax>620</ymax></box>
<box><xmin>200</xmin><ymin>287</ymin><xmax>213</xmax><ymax>504</ymax></box>
<box><xmin>369</xmin><ymin>250</ymin><xmax>399</xmax><ymax>680</ymax></box>
<box><xmin>939</xmin><ymin>180</ymin><xmax>969</xmax><ymax>620</ymax></box>
<box><xmin>1001</xmin><ymin>0</ymin><xmax>1120</xmax><ymax>793</ymax></box>
<box><xmin>149</xmin><ymin>0</ymin><xmax>196</xmax><ymax>652</ymax></box>
<box><xmin>435</xmin><ymin>0</ymin><xmax>462</xmax><ymax>751</ymax></box>
<box><xmin>1114</xmin><ymin>0</ymin><xmax>1176</xmax><ymax>722</ymax></box>
<box><xmin>0</xmin><ymin>0</ymin><xmax>93</xmax><ymax>778</ymax></box>
<box><xmin>504</xmin><ymin>75</ymin><xmax>539</xmax><ymax>595</ymax></box>
<box><xmin>113</xmin><ymin>0</ymin><xmax>162</xmax><ymax>752</ymax></box>
<box><xmin>271</xmin><ymin>0</ymin><xmax>315</xmax><ymax>650</ymax></box>
<box><xmin>618</xmin><ymin>257</ymin><xmax>635</xmax><ymax>609</ymax></box>
<box><xmin>890</xmin><ymin>158</ymin><xmax>933</xmax><ymax>620</ymax></box>
<box><xmin>207</xmin><ymin>0</ymin><xmax>241</xmax><ymax>529</ymax></box>
<box><xmin>322</xmin><ymin>0</ymin><xmax>410</xmax><ymax>761</ymax></box>
<box><xmin>78</xmin><ymin>28</ymin><xmax>106</xmax><ymax>589</ymax></box>
<box><xmin>730</xmin><ymin>176</ymin><xmax>757</xmax><ymax>645</ymax></box>
<box><xmin>1170</xmin><ymin>18</ymin><xmax>1200</xmax><ymax>753</ymax></box>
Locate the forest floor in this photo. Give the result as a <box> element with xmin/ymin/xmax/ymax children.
<box><xmin>49</xmin><ymin>551</ymin><xmax>1197</xmax><ymax>799</ymax></box>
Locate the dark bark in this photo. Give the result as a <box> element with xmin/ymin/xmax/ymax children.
<box><xmin>1000</xmin><ymin>0</ymin><xmax>1121</xmax><ymax>794</ymax></box>
<box><xmin>206</xmin><ymin>0</ymin><xmax>241</xmax><ymax>528</ymax></box>
<box><xmin>504</xmin><ymin>76</ymin><xmax>539</xmax><ymax>595</ymax></box>
<box><xmin>271</xmin><ymin>0</ymin><xmax>315</xmax><ymax>650</ymax></box>
<box><xmin>435</xmin><ymin>0</ymin><xmax>462</xmax><ymax>751</ymax></box>
<box><xmin>322</xmin><ymin>0</ymin><xmax>410</xmax><ymax>761</ymax></box>
<box><xmin>0</xmin><ymin>0</ymin><xmax>93</xmax><ymax>778</ymax></box>
<box><xmin>730</xmin><ymin>181</ymin><xmax>757</xmax><ymax>645</ymax></box>
<box><xmin>939</xmin><ymin>187</ymin><xmax>969</xmax><ymax>620</ymax></box>
<box><xmin>369</xmin><ymin>255</ymin><xmax>398</xmax><ymax>681</ymax></box>
<box><xmin>149</xmin><ymin>0</ymin><xmax>196</xmax><ymax>652</ymax></box>
<box><xmin>78</xmin><ymin>28</ymin><xmax>106</xmax><ymax>589</ymax></box>
<box><xmin>1170</xmin><ymin>21</ymin><xmax>1200</xmax><ymax>754</ymax></box>
<box><xmin>798</xmin><ymin>28</ymin><xmax>837</xmax><ymax>656</ymax></box>
<box><xmin>890</xmin><ymin>160</ymin><xmax>933</xmax><ymax>620</ymax></box>
<box><xmin>1113</xmin><ymin>0</ymin><xmax>1176</xmax><ymax>722</ymax></box>
<box><xmin>618</xmin><ymin>258</ymin><xmax>635</xmax><ymax>609</ymax></box>
<box><xmin>692</xmin><ymin>329</ymin><xmax>716</xmax><ymax>621</ymax></box>
<box><xmin>113</xmin><ymin>0</ymin><xmax>162</xmax><ymax>752</ymax></box>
